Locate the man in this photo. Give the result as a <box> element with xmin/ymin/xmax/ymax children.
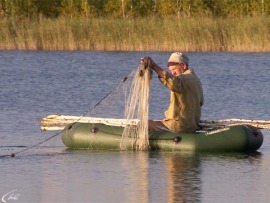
<box><xmin>143</xmin><ymin>52</ymin><xmax>204</xmax><ymax>133</ymax></box>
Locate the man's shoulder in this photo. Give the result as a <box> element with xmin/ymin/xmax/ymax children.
<box><xmin>184</xmin><ymin>69</ymin><xmax>195</xmax><ymax>74</ymax></box>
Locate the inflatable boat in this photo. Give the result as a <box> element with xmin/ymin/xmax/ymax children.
<box><xmin>60</xmin><ymin>122</ymin><xmax>263</xmax><ymax>152</ymax></box>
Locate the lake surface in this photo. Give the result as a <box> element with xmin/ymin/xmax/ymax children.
<box><xmin>0</xmin><ymin>51</ymin><xmax>270</xmax><ymax>203</ymax></box>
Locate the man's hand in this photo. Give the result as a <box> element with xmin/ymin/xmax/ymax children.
<box><xmin>141</xmin><ymin>56</ymin><xmax>154</xmax><ymax>69</ymax></box>
<box><xmin>140</xmin><ymin>56</ymin><xmax>165</xmax><ymax>78</ymax></box>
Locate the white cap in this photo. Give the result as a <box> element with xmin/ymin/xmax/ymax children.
<box><xmin>167</xmin><ymin>52</ymin><xmax>189</xmax><ymax>67</ymax></box>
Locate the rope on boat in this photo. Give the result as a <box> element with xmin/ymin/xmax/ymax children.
<box><xmin>0</xmin><ymin>131</ymin><xmax>62</xmax><ymax>158</ymax></box>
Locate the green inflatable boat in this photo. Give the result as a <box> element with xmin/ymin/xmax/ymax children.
<box><xmin>61</xmin><ymin>122</ymin><xmax>263</xmax><ymax>152</ymax></box>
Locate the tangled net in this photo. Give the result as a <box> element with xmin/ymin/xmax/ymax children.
<box><xmin>120</xmin><ymin>60</ymin><xmax>152</xmax><ymax>150</ymax></box>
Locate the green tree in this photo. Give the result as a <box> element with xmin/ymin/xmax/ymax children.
<box><xmin>156</xmin><ymin>0</ymin><xmax>208</xmax><ymax>18</ymax></box>
<box><xmin>34</xmin><ymin>0</ymin><xmax>61</xmax><ymax>18</ymax></box>
<box><xmin>1</xmin><ymin>0</ymin><xmax>270</xmax><ymax>19</ymax></box>
<box><xmin>125</xmin><ymin>0</ymin><xmax>159</xmax><ymax>17</ymax></box>
<box><xmin>60</xmin><ymin>0</ymin><xmax>78</xmax><ymax>17</ymax></box>
<box><xmin>78</xmin><ymin>0</ymin><xmax>95</xmax><ymax>17</ymax></box>
<box><xmin>59</xmin><ymin>0</ymin><xmax>95</xmax><ymax>17</ymax></box>
<box><xmin>104</xmin><ymin>0</ymin><xmax>123</xmax><ymax>17</ymax></box>
<box><xmin>156</xmin><ymin>0</ymin><xmax>178</xmax><ymax>16</ymax></box>
<box><xmin>3</xmin><ymin>0</ymin><xmax>37</xmax><ymax>18</ymax></box>
<box><xmin>88</xmin><ymin>0</ymin><xmax>108</xmax><ymax>17</ymax></box>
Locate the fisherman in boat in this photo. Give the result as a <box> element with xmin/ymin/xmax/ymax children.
<box><xmin>142</xmin><ymin>52</ymin><xmax>204</xmax><ymax>133</ymax></box>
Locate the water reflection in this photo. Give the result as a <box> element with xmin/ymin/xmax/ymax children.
<box><xmin>0</xmin><ymin>148</ymin><xmax>267</xmax><ymax>203</ymax></box>
<box><xmin>132</xmin><ymin>151</ymin><xmax>264</xmax><ymax>203</ymax></box>
<box><xmin>131</xmin><ymin>151</ymin><xmax>202</xmax><ymax>203</ymax></box>
<box><xmin>162</xmin><ymin>152</ymin><xmax>202</xmax><ymax>203</ymax></box>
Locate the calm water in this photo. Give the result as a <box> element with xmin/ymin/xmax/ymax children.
<box><xmin>1</xmin><ymin>51</ymin><xmax>270</xmax><ymax>203</ymax></box>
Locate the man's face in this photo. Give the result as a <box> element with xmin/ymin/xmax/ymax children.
<box><xmin>168</xmin><ymin>64</ymin><xmax>184</xmax><ymax>76</ymax></box>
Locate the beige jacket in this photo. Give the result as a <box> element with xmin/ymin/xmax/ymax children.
<box><xmin>159</xmin><ymin>69</ymin><xmax>204</xmax><ymax>133</ymax></box>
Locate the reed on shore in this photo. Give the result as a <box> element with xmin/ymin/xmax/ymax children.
<box><xmin>0</xmin><ymin>16</ymin><xmax>269</xmax><ymax>52</ymax></box>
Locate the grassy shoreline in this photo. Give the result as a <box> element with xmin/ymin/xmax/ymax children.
<box><xmin>0</xmin><ymin>17</ymin><xmax>269</xmax><ymax>52</ymax></box>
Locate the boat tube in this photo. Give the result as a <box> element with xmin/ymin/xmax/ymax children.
<box><xmin>61</xmin><ymin>122</ymin><xmax>263</xmax><ymax>152</ymax></box>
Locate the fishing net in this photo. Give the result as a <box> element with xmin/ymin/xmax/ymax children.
<box><xmin>120</xmin><ymin>60</ymin><xmax>152</xmax><ymax>150</ymax></box>
<box><xmin>85</xmin><ymin>60</ymin><xmax>153</xmax><ymax>150</ymax></box>
<box><xmin>39</xmin><ymin>59</ymin><xmax>153</xmax><ymax>150</ymax></box>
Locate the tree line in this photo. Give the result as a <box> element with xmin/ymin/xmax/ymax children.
<box><xmin>0</xmin><ymin>0</ymin><xmax>269</xmax><ymax>19</ymax></box>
